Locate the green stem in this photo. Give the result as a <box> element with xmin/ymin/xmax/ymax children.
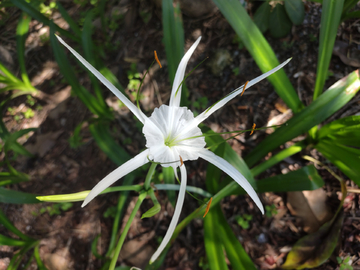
<box><xmin>144</xmin><ymin>163</ymin><xmax>157</xmax><ymax>190</ymax></box>
<box><xmin>250</xmin><ymin>141</ymin><xmax>307</xmax><ymax>176</ymax></box>
<box><xmin>109</xmin><ymin>192</ymin><xmax>147</xmax><ymax>270</ymax></box>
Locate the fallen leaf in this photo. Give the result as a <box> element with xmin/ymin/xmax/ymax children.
<box><xmin>287</xmin><ymin>189</ymin><xmax>332</xmax><ymax>233</ymax></box>
<box><xmin>282</xmin><ymin>209</ymin><xmax>344</xmax><ymax>269</ymax></box>
<box><xmin>25</xmin><ymin>130</ymin><xmax>63</xmax><ymax>157</ymax></box>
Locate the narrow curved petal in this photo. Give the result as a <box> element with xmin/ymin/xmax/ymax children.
<box><xmin>150</xmin><ymin>164</ymin><xmax>187</xmax><ymax>263</ymax></box>
<box><xmin>198</xmin><ymin>149</ymin><xmax>264</xmax><ymax>214</ymax></box>
<box><xmin>82</xmin><ymin>150</ymin><xmax>150</xmax><ymax>207</ymax></box>
<box><xmin>188</xmin><ymin>58</ymin><xmax>292</xmax><ymax>129</ymax></box>
<box><xmin>169</xmin><ymin>36</ymin><xmax>202</xmax><ymax>107</ymax></box>
<box><xmin>56</xmin><ymin>35</ymin><xmax>147</xmax><ymax>124</ymax></box>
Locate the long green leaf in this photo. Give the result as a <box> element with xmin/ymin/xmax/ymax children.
<box><xmin>212</xmin><ymin>0</ymin><xmax>303</xmax><ymax>112</ymax></box>
<box><xmin>162</xmin><ymin>166</ymin><xmax>176</xmax><ymax>207</ymax></box>
<box><xmin>162</xmin><ymin>0</ymin><xmax>189</xmax><ymax>106</ymax></box>
<box><xmin>16</xmin><ymin>12</ymin><xmax>32</xmax><ymax>88</ymax></box>
<box><xmin>214</xmin><ymin>205</ymin><xmax>257</xmax><ymax>270</ymax></box>
<box><xmin>0</xmin><ymin>234</ymin><xmax>27</xmax><ymax>246</ymax></box>
<box><xmin>57</xmin><ymin>2</ymin><xmax>81</xmax><ymax>36</ymax></box>
<box><xmin>10</xmin><ymin>0</ymin><xmax>79</xmax><ymax>41</ymax></box>
<box><xmin>313</xmin><ymin>0</ymin><xmax>345</xmax><ymax>100</ymax></box>
<box><xmin>316</xmin><ymin>140</ymin><xmax>360</xmax><ymax>185</ymax></box>
<box><xmin>204</xmin><ymin>208</ymin><xmax>229</xmax><ymax>270</ymax></box>
<box><xmin>34</xmin><ymin>245</ymin><xmax>48</xmax><ymax>270</ymax></box>
<box><xmin>255</xmin><ymin>165</ymin><xmax>324</xmax><ymax>194</ymax></box>
<box><xmin>245</xmin><ymin>69</ymin><xmax>360</xmax><ymax>167</ymax></box>
<box><xmin>81</xmin><ymin>10</ymin><xmax>107</xmax><ymax>109</ymax></box>
<box><xmin>0</xmin><ymin>187</ymin><xmax>40</xmax><ymax>204</ymax></box>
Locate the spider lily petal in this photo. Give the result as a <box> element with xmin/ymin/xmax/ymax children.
<box><xmin>82</xmin><ymin>150</ymin><xmax>150</xmax><ymax>207</ymax></box>
<box><xmin>150</xmin><ymin>164</ymin><xmax>187</xmax><ymax>264</ymax></box>
<box><xmin>199</xmin><ymin>149</ymin><xmax>264</xmax><ymax>214</ymax></box>
<box><xmin>56</xmin><ymin>35</ymin><xmax>147</xmax><ymax>124</ymax></box>
<box><xmin>169</xmin><ymin>36</ymin><xmax>202</xmax><ymax>107</ymax></box>
<box><xmin>181</xmin><ymin>58</ymin><xmax>292</xmax><ymax>132</ymax></box>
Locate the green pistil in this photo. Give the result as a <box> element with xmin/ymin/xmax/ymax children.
<box><xmin>164</xmin><ymin>135</ymin><xmax>176</xmax><ymax>147</ymax></box>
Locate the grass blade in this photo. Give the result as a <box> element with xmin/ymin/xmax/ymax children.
<box><xmin>316</xmin><ymin>140</ymin><xmax>360</xmax><ymax>185</ymax></box>
<box><xmin>0</xmin><ymin>187</ymin><xmax>40</xmax><ymax>204</ymax></box>
<box><xmin>313</xmin><ymin>0</ymin><xmax>345</xmax><ymax>100</ymax></box>
<box><xmin>16</xmin><ymin>12</ymin><xmax>32</xmax><ymax>88</ymax></box>
<box><xmin>203</xmin><ymin>208</ymin><xmax>229</xmax><ymax>270</ymax></box>
<box><xmin>0</xmin><ymin>234</ymin><xmax>27</xmax><ymax>246</ymax></box>
<box><xmin>162</xmin><ymin>0</ymin><xmax>189</xmax><ymax>106</ymax></box>
<box><xmin>214</xmin><ymin>205</ymin><xmax>257</xmax><ymax>270</ymax></box>
<box><xmin>57</xmin><ymin>2</ymin><xmax>81</xmax><ymax>36</ymax></box>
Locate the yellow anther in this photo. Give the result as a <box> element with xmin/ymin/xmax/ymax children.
<box><xmin>203</xmin><ymin>197</ymin><xmax>213</xmax><ymax>218</ymax></box>
<box><xmin>241</xmin><ymin>81</ymin><xmax>249</xmax><ymax>96</ymax></box>
<box><xmin>250</xmin><ymin>123</ymin><xmax>256</xmax><ymax>135</ymax></box>
<box><xmin>154</xmin><ymin>50</ymin><xmax>162</xmax><ymax>68</ymax></box>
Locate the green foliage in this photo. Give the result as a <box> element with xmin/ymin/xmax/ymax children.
<box><xmin>337</xmin><ymin>256</ymin><xmax>353</xmax><ymax>270</ymax></box>
<box><xmin>199</xmin><ymin>257</ymin><xmax>210</xmax><ymax>270</ymax></box>
<box><xmin>68</xmin><ymin>123</ymin><xmax>85</xmax><ymax>149</ymax></box>
<box><xmin>38</xmin><ymin>202</ymin><xmax>73</xmax><ymax>216</ymax></box>
<box><xmin>103</xmin><ymin>206</ymin><xmax>117</xmax><ymax>218</ymax></box>
<box><xmin>23</xmin><ymin>108</ymin><xmax>34</xmax><ymax>118</ymax></box>
<box><xmin>265</xmin><ymin>204</ymin><xmax>278</xmax><ymax>218</ymax></box>
<box><xmin>254</xmin><ymin>1</ymin><xmax>305</xmax><ymax>38</ymax></box>
<box><xmin>127</xmin><ymin>63</ymin><xmax>141</xmax><ymax>90</ymax></box>
<box><xmin>234</xmin><ymin>214</ymin><xmax>252</xmax><ymax>229</ymax></box>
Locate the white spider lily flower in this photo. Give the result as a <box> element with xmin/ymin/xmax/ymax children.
<box><xmin>56</xmin><ymin>35</ymin><xmax>290</xmax><ymax>263</ymax></box>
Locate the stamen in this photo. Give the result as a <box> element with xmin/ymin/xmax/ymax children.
<box><xmin>180</xmin><ymin>156</ymin><xmax>184</xmax><ymax>167</ymax></box>
<box><xmin>250</xmin><ymin>123</ymin><xmax>256</xmax><ymax>135</ymax></box>
<box><xmin>241</xmin><ymin>81</ymin><xmax>249</xmax><ymax>96</ymax></box>
<box><xmin>203</xmin><ymin>197</ymin><xmax>213</xmax><ymax>218</ymax></box>
<box><xmin>154</xmin><ymin>50</ymin><xmax>162</xmax><ymax>68</ymax></box>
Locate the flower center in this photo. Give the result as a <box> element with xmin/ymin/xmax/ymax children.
<box><xmin>142</xmin><ymin>105</ymin><xmax>206</xmax><ymax>167</ymax></box>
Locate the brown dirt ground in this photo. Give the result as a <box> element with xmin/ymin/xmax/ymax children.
<box><xmin>1</xmin><ymin>1</ymin><xmax>359</xmax><ymax>270</ymax></box>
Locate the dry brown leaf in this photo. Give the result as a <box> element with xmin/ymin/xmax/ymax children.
<box><xmin>287</xmin><ymin>189</ymin><xmax>332</xmax><ymax>233</ymax></box>
<box><xmin>25</xmin><ymin>130</ymin><xmax>63</xmax><ymax>157</ymax></box>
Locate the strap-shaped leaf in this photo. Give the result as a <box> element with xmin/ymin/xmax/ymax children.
<box><xmin>316</xmin><ymin>140</ymin><xmax>360</xmax><ymax>185</ymax></box>
<box><xmin>0</xmin><ymin>234</ymin><xmax>27</xmax><ymax>246</ymax></box>
<box><xmin>214</xmin><ymin>205</ymin><xmax>257</xmax><ymax>270</ymax></box>
<box><xmin>0</xmin><ymin>187</ymin><xmax>40</xmax><ymax>204</ymax></box>
<box><xmin>313</xmin><ymin>0</ymin><xmax>345</xmax><ymax>100</ymax></box>
<box><xmin>203</xmin><ymin>208</ymin><xmax>229</xmax><ymax>270</ymax></box>
<box><xmin>162</xmin><ymin>0</ymin><xmax>189</xmax><ymax>106</ymax></box>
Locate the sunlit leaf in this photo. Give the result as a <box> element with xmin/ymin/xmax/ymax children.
<box><xmin>313</xmin><ymin>0</ymin><xmax>344</xmax><ymax>100</ymax></box>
